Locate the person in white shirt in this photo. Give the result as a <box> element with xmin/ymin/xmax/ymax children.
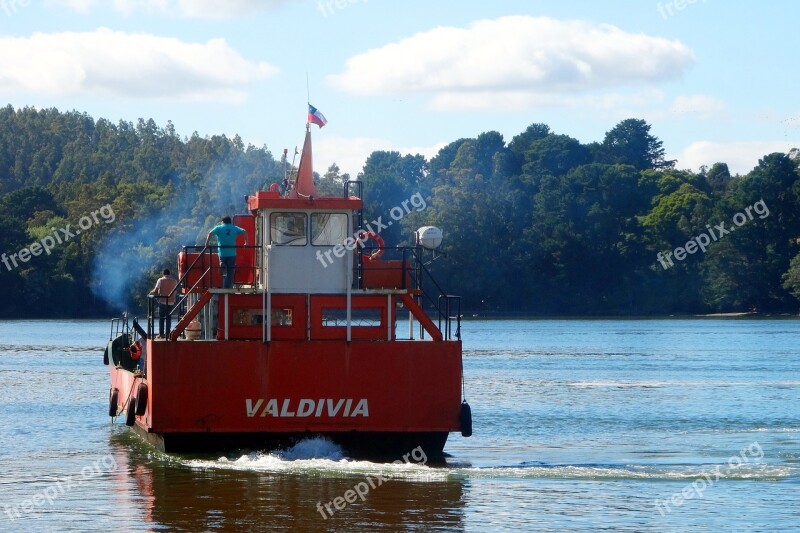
<box><xmin>150</xmin><ymin>269</ymin><xmax>179</xmax><ymax>338</ymax></box>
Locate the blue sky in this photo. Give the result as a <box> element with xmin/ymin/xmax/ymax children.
<box><xmin>1</xmin><ymin>0</ymin><xmax>798</xmax><ymax>177</ymax></box>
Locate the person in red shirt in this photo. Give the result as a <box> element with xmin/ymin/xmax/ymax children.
<box><xmin>149</xmin><ymin>269</ymin><xmax>179</xmax><ymax>338</ymax></box>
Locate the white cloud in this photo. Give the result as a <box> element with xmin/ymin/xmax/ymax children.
<box><xmin>328</xmin><ymin>16</ymin><xmax>695</xmax><ymax>110</ymax></box>
<box><xmin>315</xmin><ymin>137</ymin><xmax>447</xmax><ymax>177</ymax></box>
<box><xmin>675</xmin><ymin>141</ymin><xmax>800</xmax><ymax>175</ymax></box>
<box><xmin>47</xmin><ymin>0</ymin><xmax>293</xmax><ymax>18</ymax></box>
<box><xmin>0</xmin><ymin>29</ymin><xmax>277</xmax><ymax>102</ymax></box>
<box><xmin>430</xmin><ymin>89</ymin><xmax>667</xmax><ymax>113</ymax></box>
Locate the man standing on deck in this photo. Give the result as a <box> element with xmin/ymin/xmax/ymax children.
<box><xmin>149</xmin><ymin>269</ymin><xmax>178</xmax><ymax>338</ymax></box>
<box><xmin>205</xmin><ymin>216</ymin><xmax>248</xmax><ymax>289</ymax></box>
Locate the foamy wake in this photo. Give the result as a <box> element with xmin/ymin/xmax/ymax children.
<box><xmin>569</xmin><ymin>380</ymin><xmax>800</xmax><ymax>388</ymax></box>
<box><xmin>183</xmin><ymin>437</ymin><xmax>798</xmax><ymax>482</ymax></box>
<box><xmin>184</xmin><ymin>437</ymin><xmax>445</xmax><ymax>481</ymax></box>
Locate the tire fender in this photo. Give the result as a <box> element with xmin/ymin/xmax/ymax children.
<box><xmin>134</xmin><ymin>382</ymin><xmax>148</xmax><ymax>416</ymax></box>
<box><xmin>109</xmin><ymin>388</ymin><xmax>119</xmax><ymax>417</ymax></box>
<box><xmin>125</xmin><ymin>398</ymin><xmax>136</xmax><ymax>426</ymax></box>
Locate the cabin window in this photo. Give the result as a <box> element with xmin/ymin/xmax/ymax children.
<box><xmin>231</xmin><ymin>308</ymin><xmax>293</xmax><ymax>326</ymax></box>
<box><xmin>272</xmin><ymin>308</ymin><xmax>293</xmax><ymax>326</ymax></box>
<box><xmin>270</xmin><ymin>213</ymin><xmax>307</xmax><ymax>245</ymax></box>
<box><xmin>311</xmin><ymin>213</ymin><xmax>348</xmax><ymax>246</ymax></box>
<box><xmin>321</xmin><ymin>308</ymin><xmax>383</xmax><ymax>328</ymax></box>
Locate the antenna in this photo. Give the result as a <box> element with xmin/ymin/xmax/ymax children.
<box><xmin>306</xmin><ymin>73</ymin><xmax>310</xmax><ymax>106</ymax></box>
<box><xmin>282</xmin><ymin>148</ymin><xmax>288</xmax><ymax>195</ymax></box>
<box><xmin>286</xmin><ymin>145</ymin><xmax>300</xmax><ymax>193</ymax></box>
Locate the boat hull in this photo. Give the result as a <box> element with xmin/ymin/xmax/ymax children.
<box><xmin>132</xmin><ymin>426</ymin><xmax>449</xmax><ymax>457</ymax></box>
<box><xmin>111</xmin><ymin>339</ymin><xmax>462</xmax><ymax>457</ymax></box>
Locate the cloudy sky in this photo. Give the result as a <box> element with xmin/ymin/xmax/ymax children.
<box><xmin>2</xmin><ymin>0</ymin><xmax>798</xmax><ymax>176</ymax></box>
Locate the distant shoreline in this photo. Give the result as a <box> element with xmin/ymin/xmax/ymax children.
<box><xmin>696</xmin><ymin>312</ymin><xmax>758</xmax><ymax>317</ymax></box>
<box><xmin>2</xmin><ymin>312</ymin><xmax>798</xmax><ymax>321</ymax></box>
<box><xmin>461</xmin><ymin>311</ymin><xmax>798</xmax><ymax>320</ymax></box>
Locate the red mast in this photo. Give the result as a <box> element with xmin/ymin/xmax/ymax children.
<box><xmin>287</xmin><ymin>126</ymin><xmax>316</xmax><ymax>199</ymax></box>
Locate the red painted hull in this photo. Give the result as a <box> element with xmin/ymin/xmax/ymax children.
<box><xmin>110</xmin><ymin>339</ymin><xmax>462</xmax><ymax>455</ymax></box>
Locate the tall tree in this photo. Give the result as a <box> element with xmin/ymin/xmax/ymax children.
<box><xmin>600</xmin><ymin>118</ymin><xmax>673</xmax><ymax>170</ymax></box>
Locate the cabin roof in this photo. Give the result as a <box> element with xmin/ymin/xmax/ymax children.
<box><xmin>248</xmin><ymin>192</ymin><xmax>363</xmax><ymax>211</ymax></box>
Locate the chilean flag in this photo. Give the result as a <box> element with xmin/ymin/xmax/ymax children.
<box><xmin>308</xmin><ymin>104</ymin><xmax>327</xmax><ymax>128</ymax></box>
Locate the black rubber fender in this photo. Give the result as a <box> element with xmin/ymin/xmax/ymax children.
<box><xmin>103</xmin><ymin>346</ymin><xmax>109</xmax><ymax>366</ymax></box>
<box><xmin>125</xmin><ymin>398</ymin><xmax>136</xmax><ymax>426</ymax></box>
<box><xmin>134</xmin><ymin>382</ymin><xmax>148</xmax><ymax>416</ymax></box>
<box><xmin>109</xmin><ymin>388</ymin><xmax>119</xmax><ymax>417</ymax></box>
<box><xmin>460</xmin><ymin>400</ymin><xmax>473</xmax><ymax>438</ymax></box>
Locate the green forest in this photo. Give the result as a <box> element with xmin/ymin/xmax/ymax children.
<box><xmin>2</xmin><ymin>105</ymin><xmax>800</xmax><ymax>318</ymax></box>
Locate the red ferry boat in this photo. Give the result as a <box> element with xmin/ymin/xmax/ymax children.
<box><xmin>104</xmin><ymin>125</ymin><xmax>471</xmax><ymax>457</ymax></box>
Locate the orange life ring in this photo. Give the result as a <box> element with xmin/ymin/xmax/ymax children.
<box><xmin>269</xmin><ymin>183</ymin><xmax>281</xmax><ymax>193</ymax></box>
<box><xmin>357</xmin><ymin>231</ymin><xmax>385</xmax><ymax>261</ymax></box>
<box><xmin>129</xmin><ymin>341</ymin><xmax>142</xmax><ymax>361</ymax></box>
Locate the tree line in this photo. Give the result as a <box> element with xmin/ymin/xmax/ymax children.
<box><xmin>1</xmin><ymin>105</ymin><xmax>799</xmax><ymax>317</ymax></box>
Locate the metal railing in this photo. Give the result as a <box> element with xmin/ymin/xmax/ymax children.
<box><xmin>109</xmin><ymin>313</ymin><xmax>130</xmax><ymax>342</ymax></box>
<box><xmin>353</xmin><ymin>245</ymin><xmax>460</xmax><ymax>341</ymax></box>
<box><xmin>345</xmin><ymin>180</ymin><xmax>364</xmax><ymax>287</ymax></box>
<box><xmin>438</xmin><ymin>295</ymin><xmax>462</xmax><ymax>341</ymax></box>
<box><xmin>145</xmin><ymin>244</ymin><xmax>261</xmax><ymax>339</ymax></box>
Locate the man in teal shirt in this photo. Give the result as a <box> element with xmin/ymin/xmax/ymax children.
<box><xmin>205</xmin><ymin>216</ymin><xmax>248</xmax><ymax>288</ymax></box>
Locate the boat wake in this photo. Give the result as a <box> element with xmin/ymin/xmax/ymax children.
<box><xmin>184</xmin><ymin>437</ymin><xmax>445</xmax><ymax>481</ymax></box>
<box><xmin>454</xmin><ymin>462</ymin><xmax>798</xmax><ymax>481</ymax></box>
<box><xmin>569</xmin><ymin>379</ymin><xmax>800</xmax><ymax>388</ymax></box>
<box><xmin>182</xmin><ymin>437</ymin><xmax>799</xmax><ymax>482</ymax></box>
<box><xmin>275</xmin><ymin>436</ymin><xmax>346</xmax><ymax>461</ymax></box>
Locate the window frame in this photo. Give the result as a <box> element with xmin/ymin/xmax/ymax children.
<box><xmin>269</xmin><ymin>212</ymin><xmax>308</xmax><ymax>246</ymax></box>
<box><xmin>310</xmin><ymin>212</ymin><xmax>349</xmax><ymax>247</ymax></box>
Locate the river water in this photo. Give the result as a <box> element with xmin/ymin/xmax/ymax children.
<box><xmin>0</xmin><ymin>318</ymin><xmax>798</xmax><ymax>532</ymax></box>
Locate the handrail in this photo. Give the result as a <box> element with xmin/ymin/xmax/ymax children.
<box><xmin>407</xmin><ymin>247</ymin><xmax>461</xmax><ymax>340</ymax></box>
<box><xmin>353</xmin><ymin>245</ymin><xmax>460</xmax><ymax>341</ymax></box>
<box><xmin>400</xmin><ymin>293</ymin><xmax>443</xmax><ymax>341</ymax></box>
<box><xmin>147</xmin><ymin>244</ymin><xmax>261</xmax><ymax>339</ymax></box>
<box><xmin>169</xmin><ymin>290</ymin><xmax>213</xmax><ymax>341</ymax></box>
<box><xmin>109</xmin><ymin>313</ymin><xmax>129</xmax><ymax>341</ymax></box>
<box><xmin>438</xmin><ymin>295</ymin><xmax>461</xmax><ymax>340</ymax></box>
<box><xmin>144</xmin><ymin>245</ymin><xmax>212</xmax><ymax>338</ymax></box>
<box><xmin>346</xmin><ymin>180</ymin><xmax>364</xmax><ymax>287</ymax></box>
<box><xmin>178</xmin><ymin>244</ymin><xmax>262</xmax><ymax>290</ymax></box>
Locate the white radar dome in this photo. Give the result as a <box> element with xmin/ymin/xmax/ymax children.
<box><xmin>416</xmin><ymin>226</ymin><xmax>443</xmax><ymax>250</ymax></box>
